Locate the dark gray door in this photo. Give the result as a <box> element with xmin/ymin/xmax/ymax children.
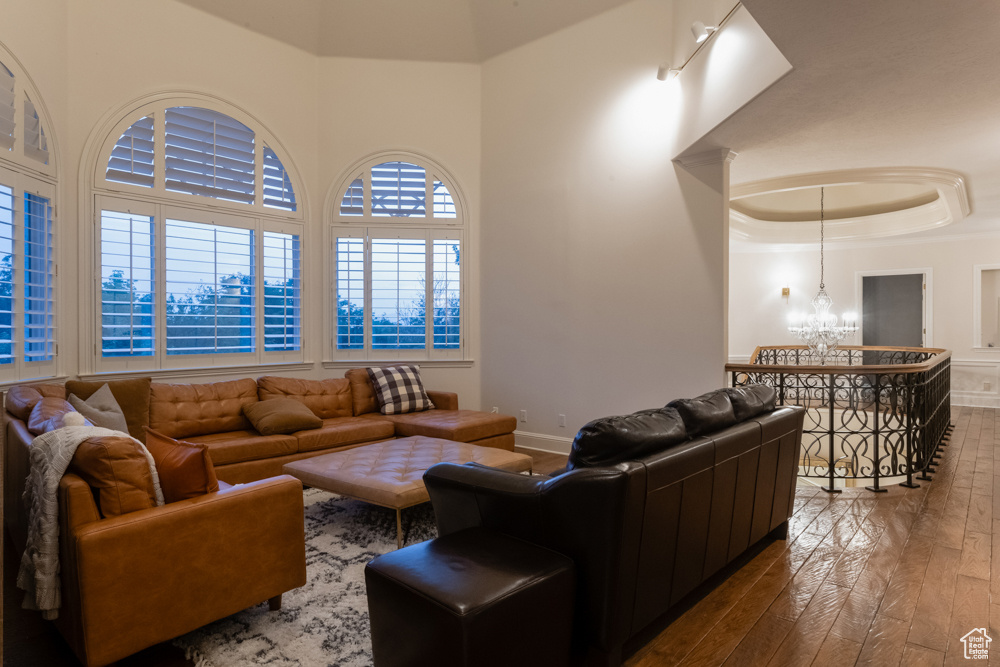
<box><xmin>862</xmin><ymin>274</ymin><xmax>924</xmax><ymax>347</ymax></box>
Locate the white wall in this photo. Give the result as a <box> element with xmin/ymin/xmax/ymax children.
<box><xmin>1</xmin><ymin>0</ymin><xmax>482</xmax><ymax>401</ymax></box>
<box><xmin>729</xmin><ymin>233</ymin><xmax>1000</xmax><ymax>407</ymax></box>
<box><xmin>480</xmin><ymin>0</ymin><xmax>732</xmax><ymax>452</ymax></box>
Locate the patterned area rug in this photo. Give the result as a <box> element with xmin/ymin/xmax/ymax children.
<box><xmin>174</xmin><ymin>487</ymin><xmax>438</xmax><ymax>666</ymax></box>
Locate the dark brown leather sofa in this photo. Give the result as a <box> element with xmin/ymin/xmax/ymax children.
<box><xmin>378</xmin><ymin>385</ymin><xmax>805</xmax><ymax>666</ymax></box>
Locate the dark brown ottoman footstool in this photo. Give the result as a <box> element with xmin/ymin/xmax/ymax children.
<box><xmin>365</xmin><ymin>527</ymin><xmax>575</xmax><ymax>667</ymax></box>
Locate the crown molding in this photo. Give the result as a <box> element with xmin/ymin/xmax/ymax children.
<box><xmin>675</xmin><ymin>148</ymin><xmax>738</xmax><ymax>169</ymax></box>
<box><xmin>730</xmin><ymin>227</ymin><xmax>1000</xmax><ymax>254</ymax></box>
<box><xmin>729</xmin><ymin>167</ymin><xmax>970</xmax><ymax>243</ymax></box>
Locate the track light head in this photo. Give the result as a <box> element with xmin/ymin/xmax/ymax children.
<box><xmin>691</xmin><ymin>20</ymin><xmax>716</xmax><ymax>43</ymax></box>
<box><xmin>656</xmin><ymin>65</ymin><xmax>680</xmax><ymax>81</ymax></box>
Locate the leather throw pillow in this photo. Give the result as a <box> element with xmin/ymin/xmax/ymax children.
<box><xmin>27</xmin><ymin>397</ymin><xmax>91</xmax><ymax>435</ymax></box>
<box><xmin>144</xmin><ymin>428</ymin><xmax>220</xmax><ymax>503</ymax></box>
<box><xmin>243</xmin><ymin>398</ymin><xmax>322</xmax><ymax>435</ymax></box>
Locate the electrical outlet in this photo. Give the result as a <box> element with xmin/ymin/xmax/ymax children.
<box><xmin>519</xmin><ymin>410</ymin><xmax>527</xmax><ymax>422</ymax></box>
<box><xmin>491</xmin><ymin>406</ymin><xmax>499</xmax><ymax>414</ymax></box>
<box><xmin>558</xmin><ymin>414</ymin><xmax>566</xmax><ymax>427</ymax></box>
<box><xmin>985</xmin><ymin>382</ymin><xmax>992</xmax><ymax>392</ymax></box>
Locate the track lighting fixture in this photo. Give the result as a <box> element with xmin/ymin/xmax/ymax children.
<box><xmin>691</xmin><ymin>20</ymin><xmax>716</xmax><ymax>43</ymax></box>
<box><xmin>656</xmin><ymin>65</ymin><xmax>680</xmax><ymax>81</ymax></box>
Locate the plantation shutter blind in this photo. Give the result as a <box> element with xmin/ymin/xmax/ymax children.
<box><xmin>106</xmin><ymin>116</ymin><xmax>155</xmax><ymax>188</ymax></box>
<box><xmin>262</xmin><ymin>231</ymin><xmax>300</xmax><ymax>351</ymax></box>
<box><xmin>432</xmin><ymin>180</ymin><xmax>457</xmax><ymax>218</ymax></box>
<box><xmin>164</xmin><ymin>218</ymin><xmax>255</xmax><ymax>355</ymax></box>
<box><xmin>0</xmin><ymin>183</ymin><xmax>13</xmax><ymax>364</ymax></box>
<box><xmin>23</xmin><ymin>97</ymin><xmax>48</xmax><ymax>165</ymax></box>
<box><xmin>100</xmin><ymin>210</ymin><xmax>155</xmax><ymax>357</ymax></box>
<box><xmin>23</xmin><ymin>192</ymin><xmax>54</xmax><ymax>361</ymax></box>
<box><xmin>262</xmin><ymin>145</ymin><xmax>296</xmax><ymax>211</ymax></box>
<box><xmin>371</xmin><ymin>162</ymin><xmax>426</xmax><ymax>218</ymax></box>
<box><xmin>340</xmin><ymin>177</ymin><xmax>364</xmax><ymax>216</ymax></box>
<box><xmin>335</xmin><ymin>234</ymin><xmax>365</xmax><ymax>350</ymax></box>
<box><xmin>164</xmin><ymin>107</ymin><xmax>255</xmax><ymax>204</ymax></box>
<box><xmin>432</xmin><ymin>238</ymin><xmax>460</xmax><ymax>349</ymax></box>
<box><xmin>371</xmin><ymin>236</ymin><xmax>426</xmax><ymax>349</ymax></box>
<box><xmin>0</xmin><ymin>64</ymin><xmax>14</xmax><ymax>151</ymax></box>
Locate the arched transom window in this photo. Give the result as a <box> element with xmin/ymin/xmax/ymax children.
<box><xmin>330</xmin><ymin>154</ymin><xmax>464</xmax><ymax>361</ymax></box>
<box><xmin>93</xmin><ymin>100</ymin><xmax>302</xmax><ymax>373</ymax></box>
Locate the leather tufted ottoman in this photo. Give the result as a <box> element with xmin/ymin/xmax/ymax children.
<box><xmin>282</xmin><ymin>436</ymin><xmax>533</xmax><ymax>547</ymax></box>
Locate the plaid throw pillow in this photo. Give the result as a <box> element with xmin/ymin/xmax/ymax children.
<box><xmin>366</xmin><ymin>365</ymin><xmax>435</xmax><ymax>415</ymax></box>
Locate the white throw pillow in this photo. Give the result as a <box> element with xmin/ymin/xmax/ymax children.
<box><xmin>68</xmin><ymin>383</ymin><xmax>129</xmax><ymax>433</ymax></box>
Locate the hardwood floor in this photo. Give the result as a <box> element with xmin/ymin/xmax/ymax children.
<box><xmin>5</xmin><ymin>419</ymin><xmax>997</xmax><ymax>667</ymax></box>
<box><xmin>626</xmin><ymin>405</ymin><xmax>996</xmax><ymax>667</ymax></box>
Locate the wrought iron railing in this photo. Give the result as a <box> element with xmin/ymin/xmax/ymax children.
<box><xmin>726</xmin><ymin>345</ymin><xmax>952</xmax><ymax>492</ymax></box>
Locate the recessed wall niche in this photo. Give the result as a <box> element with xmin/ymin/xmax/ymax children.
<box><xmin>974</xmin><ymin>265</ymin><xmax>1000</xmax><ymax>348</ymax></box>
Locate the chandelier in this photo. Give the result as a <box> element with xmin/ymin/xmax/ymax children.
<box><xmin>787</xmin><ymin>187</ymin><xmax>857</xmax><ymax>365</ymax></box>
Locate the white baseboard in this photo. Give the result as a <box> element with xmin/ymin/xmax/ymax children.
<box><xmin>951</xmin><ymin>392</ymin><xmax>1000</xmax><ymax>408</ymax></box>
<box><xmin>514</xmin><ymin>430</ymin><xmax>573</xmax><ymax>455</ymax></box>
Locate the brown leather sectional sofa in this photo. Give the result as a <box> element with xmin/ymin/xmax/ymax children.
<box><xmin>5</xmin><ymin>370</ymin><xmax>516</xmax><ymax>493</ymax></box>
<box><xmin>3</xmin><ymin>368</ymin><xmax>515</xmax><ymax>667</ymax></box>
<box><xmin>143</xmin><ymin>370</ymin><xmax>516</xmax><ymax>483</ymax></box>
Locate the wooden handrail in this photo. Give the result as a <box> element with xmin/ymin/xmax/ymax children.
<box><xmin>726</xmin><ymin>345</ymin><xmax>951</xmax><ymax>375</ymax></box>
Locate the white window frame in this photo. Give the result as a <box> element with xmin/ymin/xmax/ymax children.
<box><xmin>0</xmin><ymin>165</ymin><xmax>57</xmax><ymax>382</ymax></box>
<box><xmin>85</xmin><ymin>94</ymin><xmax>306</xmax><ymax>377</ymax></box>
<box><xmin>0</xmin><ymin>46</ymin><xmax>60</xmax><ymax>384</ymax></box>
<box><xmin>95</xmin><ymin>195</ymin><xmax>304</xmax><ymax>373</ymax></box>
<box><xmin>327</xmin><ymin>152</ymin><xmax>467</xmax><ymax>363</ymax></box>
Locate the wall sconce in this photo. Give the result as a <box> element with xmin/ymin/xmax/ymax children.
<box><xmin>691</xmin><ymin>20</ymin><xmax>717</xmax><ymax>43</ymax></box>
<box><xmin>781</xmin><ymin>287</ymin><xmax>790</xmax><ymax>299</ymax></box>
<box><xmin>656</xmin><ymin>65</ymin><xmax>680</xmax><ymax>81</ymax></box>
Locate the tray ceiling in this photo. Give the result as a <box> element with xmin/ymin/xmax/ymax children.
<box><xmin>730</xmin><ymin>168</ymin><xmax>970</xmax><ymax>243</ymax></box>
<box><xmin>172</xmin><ymin>0</ymin><xmax>635</xmax><ymax>62</ymax></box>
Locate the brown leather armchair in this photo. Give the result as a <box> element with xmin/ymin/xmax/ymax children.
<box><xmin>6</xmin><ymin>417</ymin><xmax>307</xmax><ymax>667</ymax></box>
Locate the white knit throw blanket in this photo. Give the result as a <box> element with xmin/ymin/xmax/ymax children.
<box><xmin>16</xmin><ymin>425</ymin><xmax>165</xmax><ymax>619</ymax></box>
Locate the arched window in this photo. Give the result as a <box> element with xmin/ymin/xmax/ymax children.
<box><xmin>330</xmin><ymin>153</ymin><xmax>464</xmax><ymax>361</ymax></box>
<box><xmin>0</xmin><ymin>49</ymin><xmax>58</xmax><ymax>382</ymax></box>
<box><xmin>92</xmin><ymin>98</ymin><xmax>302</xmax><ymax>373</ymax></box>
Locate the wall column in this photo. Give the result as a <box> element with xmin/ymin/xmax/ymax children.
<box><xmin>675</xmin><ymin>148</ymin><xmax>737</xmax><ymax>384</ymax></box>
